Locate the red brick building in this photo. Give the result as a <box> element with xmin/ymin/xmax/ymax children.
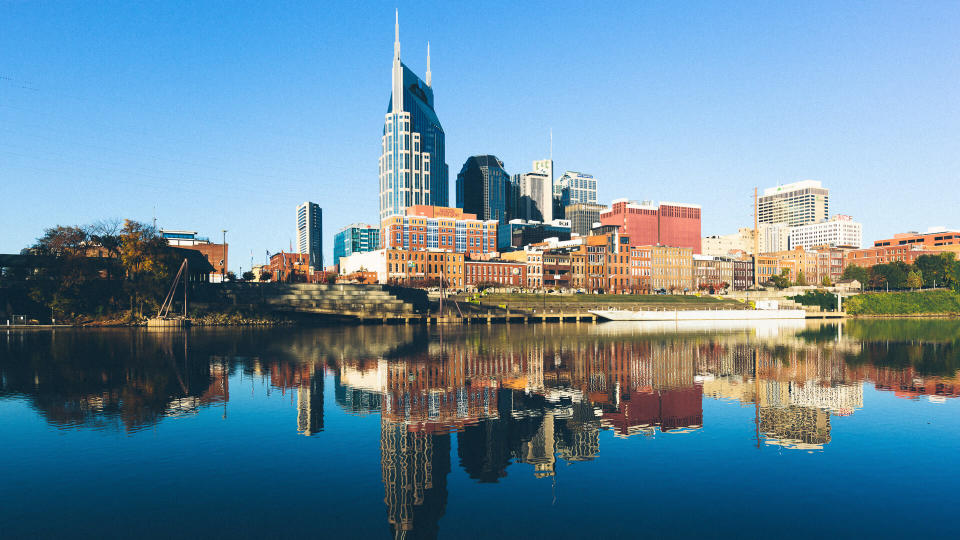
<box><xmin>600</xmin><ymin>200</ymin><xmax>659</xmax><ymax>246</ymax></box>
<box><xmin>464</xmin><ymin>259</ymin><xmax>526</xmax><ymax>289</ymax></box>
<box><xmin>873</xmin><ymin>229</ymin><xmax>960</xmax><ymax>248</ymax></box>
<box><xmin>658</xmin><ymin>202</ymin><xmax>702</xmax><ymax>254</ymax></box>
<box><xmin>269</xmin><ymin>252</ymin><xmax>327</xmax><ymax>282</ymax></box>
<box><xmin>844</xmin><ymin>245</ymin><xmax>938</xmax><ymax>269</ymax></box>
<box><xmin>599</xmin><ymin>199</ymin><xmax>701</xmax><ymax>253</ymax></box>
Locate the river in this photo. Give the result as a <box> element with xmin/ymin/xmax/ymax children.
<box><xmin>2</xmin><ymin>320</ymin><xmax>959</xmax><ymax>538</ymax></box>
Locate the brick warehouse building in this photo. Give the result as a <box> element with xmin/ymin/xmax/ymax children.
<box><xmin>464</xmin><ymin>259</ymin><xmax>526</xmax><ymax>289</ymax></box>
<box><xmin>385</xmin><ymin>249</ymin><xmax>465</xmax><ymax>288</ymax></box>
<box><xmin>600</xmin><ymin>199</ymin><xmax>702</xmax><ymax>253</ymax></box>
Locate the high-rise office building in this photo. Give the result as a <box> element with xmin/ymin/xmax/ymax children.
<box><xmin>555</xmin><ymin>171</ymin><xmax>597</xmax><ymax>207</ymax></box>
<box><xmin>333</xmin><ymin>223</ymin><xmax>381</xmax><ymax>266</ymax></box>
<box><xmin>566</xmin><ymin>203</ymin><xmax>608</xmax><ymax>237</ymax></box>
<box><xmin>758</xmin><ymin>180</ymin><xmax>829</xmax><ymax>227</ymax></box>
<box><xmin>379</xmin><ymin>12</ymin><xmax>448</xmax><ymax>222</ymax></box>
<box><xmin>456</xmin><ymin>155</ymin><xmax>511</xmax><ymax>223</ymax></box>
<box><xmin>512</xmin><ymin>171</ymin><xmax>552</xmax><ymax>223</ymax></box>
<box><xmin>532</xmin><ymin>158</ymin><xmax>561</xmax><ymax>219</ymax></box>
<box><xmin>296</xmin><ymin>202</ymin><xmax>323</xmax><ymax>271</ymax></box>
<box><xmin>532</xmin><ymin>159</ymin><xmax>553</xmax><ymax>184</ymax></box>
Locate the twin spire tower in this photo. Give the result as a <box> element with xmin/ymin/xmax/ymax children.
<box><xmin>379</xmin><ymin>11</ymin><xmax>448</xmax><ymax>222</ymax></box>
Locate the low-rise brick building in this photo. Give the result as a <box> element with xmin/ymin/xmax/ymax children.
<box><xmin>464</xmin><ymin>259</ymin><xmax>526</xmax><ymax>289</ymax></box>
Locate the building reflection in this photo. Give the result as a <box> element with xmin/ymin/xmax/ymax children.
<box><xmin>5</xmin><ymin>321</ymin><xmax>960</xmax><ymax>538</ymax></box>
<box><xmin>380</xmin><ymin>420</ymin><xmax>450</xmax><ymax>539</ymax></box>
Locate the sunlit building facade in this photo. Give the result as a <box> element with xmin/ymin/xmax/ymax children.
<box><xmin>379</xmin><ymin>13</ymin><xmax>448</xmax><ymax>222</ymax></box>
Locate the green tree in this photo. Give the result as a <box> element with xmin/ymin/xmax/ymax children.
<box><xmin>241</xmin><ymin>271</ymin><xmax>255</xmax><ymax>281</ymax></box>
<box><xmin>770</xmin><ymin>269</ymin><xmax>791</xmax><ymax>289</ymax></box>
<box><xmin>119</xmin><ymin>220</ymin><xmax>172</xmax><ymax>317</ymax></box>
<box><xmin>796</xmin><ymin>270</ymin><xmax>807</xmax><ymax>286</ymax></box>
<box><xmin>259</xmin><ymin>270</ymin><xmax>272</xmax><ymax>282</ymax></box>
<box><xmin>950</xmin><ymin>260</ymin><xmax>960</xmax><ymax>294</ymax></box>
<box><xmin>915</xmin><ymin>253</ymin><xmax>955</xmax><ymax>288</ymax></box>
<box><xmin>821</xmin><ymin>275</ymin><xmax>832</xmax><ymax>287</ymax></box>
<box><xmin>906</xmin><ymin>269</ymin><xmax>923</xmax><ymax>290</ymax></box>
<box><xmin>842</xmin><ymin>264</ymin><xmax>869</xmax><ymax>285</ymax></box>
<box><xmin>870</xmin><ymin>263</ymin><xmax>908</xmax><ymax>290</ymax></box>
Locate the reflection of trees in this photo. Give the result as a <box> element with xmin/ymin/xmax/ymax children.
<box><xmin>0</xmin><ymin>330</ymin><xmax>227</xmax><ymax>432</ymax></box>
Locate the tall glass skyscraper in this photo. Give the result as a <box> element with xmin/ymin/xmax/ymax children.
<box><xmin>456</xmin><ymin>155</ymin><xmax>511</xmax><ymax>224</ymax></box>
<box><xmin>378</xmin><ymin>12</ymin><xmax>448</xmax><ymax>222</ymax></box>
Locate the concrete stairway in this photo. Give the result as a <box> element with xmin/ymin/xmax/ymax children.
<box><xmin>264</xmin><ymin>284</ymin><xmax>416</xmax><ymax>315</ymax></box>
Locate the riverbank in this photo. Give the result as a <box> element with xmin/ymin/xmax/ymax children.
<box><xmin>57</xmin><ymin>308</ymin><xmax>296</xmax><ymax>327</ymax></box>
<box><xmin>845</xmin><ymin>290</ymin><xmax>960</xmax><ymax>316</ymax></box>
<box><xmin>459</xmin><ymin>292</ymin><xmax>749</xmax><ymax>312</ymax></box>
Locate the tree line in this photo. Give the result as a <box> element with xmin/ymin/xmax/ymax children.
<box><xmin>841</xmin><ymin>253</ymin><xmax>960</xmax><ymax>292</ymax></box>
<box><xmin>4</xmin><ymin>220</ymin><xmax>202</xmax><ymax>321</ymax></box>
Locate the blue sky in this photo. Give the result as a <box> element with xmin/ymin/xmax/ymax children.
<box><xmin>2</xmin><ymin>1</ymin><xmax>958</xmax><ymax>270</ymax></box>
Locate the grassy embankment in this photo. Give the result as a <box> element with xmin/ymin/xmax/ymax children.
<box><xmin>467</xmin><ymin>293</ymin><xmax>748</xmax><ymax>312</ymax></box>
<box><xmin>845</xmin><ymin>290</ymin><xmax>960</xmax><ymax>316</ymax></box>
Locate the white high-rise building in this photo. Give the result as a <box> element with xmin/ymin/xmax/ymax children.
<box><xmin>532</xmin><ymin>159</ymin><xmax>553</xmax><ymax>184</ymax></box>
<box><xmin>297</xmin><ymin>201</ymin><xmax>323</xmax><ymax>271</ymax></box>
<box><xmin>555</xmin><ymin>171</ymin><xmax>597</xmax><ymax>206</ymax></box>
<box><xmin>513</xmin><ymin>171</ymin><xmax>553</xmax><ymax>222</ymax></box>
<box><xmin>789</xmin><ymin>215</ymin><xmax>862</xmax><ymax>250</ymax></box>
<box><xmin>759</xmin><ymin>180</ymin><xmax>829</xmax><ymax>227</ymax></box>
<box><xmin>759</xmin><ymin>223</ymin><xmax>790</xmax><ymax>253</ymax></box>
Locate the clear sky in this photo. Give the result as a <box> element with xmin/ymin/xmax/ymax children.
<box><xmin>2</xmin><ymin>1</ymin><xmax>958</xmax><ymax>270</ymax></box>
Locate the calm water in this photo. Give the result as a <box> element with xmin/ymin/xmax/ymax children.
<box><xmin>2</xmin><ymin>320</ymin><xmax>960</xmax><ymax>539</ymax></box>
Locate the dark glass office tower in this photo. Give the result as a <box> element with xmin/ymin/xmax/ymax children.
<box><xmin>456</xmin><ymin>155</ymin><xmax>511</xmax><ymax>223</ymax></box>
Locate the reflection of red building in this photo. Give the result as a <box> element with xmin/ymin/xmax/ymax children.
<box><xmin>199</xmin><ymin>362</ymin><xmax>230</xmax><ymax>404</ymax></box>
<box><xmin>601</xmin><ymin>386</ymin><xmax>704</xmax><ymax>436</ymax></box>
<box><xmin>852</xmin><ymin>365</ymin><xmax>960</xmax><ymax>400</ymax></box>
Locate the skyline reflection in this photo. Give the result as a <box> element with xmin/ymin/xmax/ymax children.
<box><xmin>3</xmin><ymin>321</ymin><xmax>960</xmax><ymax>538</ymax></box>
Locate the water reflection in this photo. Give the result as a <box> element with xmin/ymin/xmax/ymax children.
<box><xmin>3</xmin><ymin>321</ymin><xmax>960</xmax><ymax>538</ymax></box>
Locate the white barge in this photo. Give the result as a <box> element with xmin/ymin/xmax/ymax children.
<box><xmin>589</xmin><ymin>308</ymin><xmax>807</xmax><ymax>322</ymax></box>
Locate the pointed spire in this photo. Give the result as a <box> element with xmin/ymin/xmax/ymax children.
<box><xmin>426</xmin><ymin>42</ymin><xmax>432</xmax><ymax>87</ymax></box>
<box><xmin>392</xmin><ymin>10</ymin><xmax>403</xmax><ymax>112</ymax></box>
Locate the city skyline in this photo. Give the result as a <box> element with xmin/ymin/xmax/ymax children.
<box><xmin>2</xmin><ymin>2</ymin><xmax>959</xmax><ymax>270</ymax></box>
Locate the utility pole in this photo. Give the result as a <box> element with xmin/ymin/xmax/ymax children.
<box><xmin>221</xmin><ymin>229</ymin><xmax>228</xmax><ymax>284</ymax></box>
<box><xmin>753</xmin><ymin>187</ymin><xmax>759</xmax><ymax>289</ymax></box>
